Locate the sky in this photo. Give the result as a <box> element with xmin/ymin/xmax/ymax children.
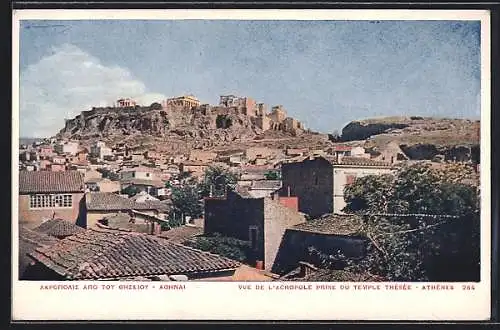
<box><xmin>18</xmin><ymin>19</ymin><xmax>481</xmax><ymax>138</ymax></box>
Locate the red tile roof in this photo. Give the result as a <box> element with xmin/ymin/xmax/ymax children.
<box><xmin>296</xmin><ymin>155</ymin><xmax>393</xmax><ymax>168</ymax></box>
<box><xmin>29</xmin><ymin>227</ymin><xmax>241</xmax><ymax>280</ymax></box>
<box><xmin>19</xmin><ymin>170</ymin><xmax>85</xmax><ymax>193</ymax></box>
<box><xmin>33</xmin><ymin>218</ymin><xmax>86</xmax><ymax>238</ymax></box>
<box><xmin>332</xmin><ymin>145</ymin><xmax>352</xmax><ymax>151</ymax></box>
<box><xmin>291</xmin><ymin>214</ymin><xmax>364</xmax><ymax>236</ymax></box>
<box><xmin>158</xmin><ymin>225</ymin><xmax>204</xmax><ymax>243</ymax></box>
<box><xmin>19</xmin><ymin>227</ymin><xmax>59</xmax><ymax>278</ymax></box>
<box><xmin>85</xmin><ymin>192</ymin><xmax>170</xmax><ymax>212</ymax></box>
<box><xmin>337</xmin><ymin>156</ymin><xmax>393</xmax><ymax>167</ymax></box>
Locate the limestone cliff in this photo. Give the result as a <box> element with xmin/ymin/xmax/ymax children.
<box><xmin>338</xmin><ymin>116</ymin><xmax>480</xmax><ymax>162</ymax></box>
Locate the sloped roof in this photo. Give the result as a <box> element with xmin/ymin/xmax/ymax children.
<box><xmin>121</xmin><ymin>178</ymin><xmax>164</xmax><ymax>188</ymax></box>
<box><xmin>28</xmin><ymin>227</ymin><xmax>241</xmax><ymax>280</ymax></box>
<box><xmin>19</xmin><ymin>227</ymin><xmax>59</xmax><ymax>277</ymax></box>
<box><xmin>19</xmin><ymin>170</ymin><xmax>85</xmax><ymax>193</ymax></box>
<box><xmin>249</xmin><ymin>180</ymin><xmax>282</xmax><ymax>190</ymax></box>
<box><xmin>85</xmin><ymin>192</ymin><xmax>170</xmax><ymax>212</ymax></box>
<box><xmin>337</xmin><ymin>156</ymin><xmax>393</xmax><ymax>167</ymax></box>
<box><xmin>158</xmin><ymin>225</ymin><xmax>204</xmax><ymax>243</ymax></box>
<box><xmin>33</xmin><ymin>218</ymin><xmax>86</xmax><ymax>238</ymax></box>
<box><xmin>286</xmin><ymin>155</ymin><xmax>393</xmax><ymax>168</ymax></box>
<box><xmin>291</xmin><ymin>214</ymin><xmax>365</xmax><ymax>236</ymax></box>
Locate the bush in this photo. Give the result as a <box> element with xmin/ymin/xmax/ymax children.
<box><xmin>183</xmin><ymin>233</ymin><xmax>252</xmax><ymax>262</ymax></box>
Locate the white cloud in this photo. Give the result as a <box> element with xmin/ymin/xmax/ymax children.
<box><xmin>19</xmin><ymin>43</ymin><xmax>166</xmax><ymax>137</ymax></box>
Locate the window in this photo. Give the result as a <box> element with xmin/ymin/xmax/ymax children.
<box><xmin>29</xmin><ymin>194</ymin><xmax>73</xmax><ymax>209</ymax></box>
<box><xmin>249</xmin><ymin>226</ymin><xmax>258</xmax><ymax>250</ymax></box>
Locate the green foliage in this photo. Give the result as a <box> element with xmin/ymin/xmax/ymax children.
<box><xmin>170</xmin><ymin>185</ymin><xmax>203</xmax><ymax>220</ymax></box>
<box><xmin>342</xmin><ymin>162</ymin><xmax>480</xmax><ymax>281</ymax></box>
<box><xmin>122</xmin><ymin>185</ymin><xmax>142</xmax><ymax>197</ymax></box>
<box><xmin>183</xmin><ymin>233</ymin><xmax>252</xmax><ymax>262</ymax></box>
<box><xmin>264</xmin><ymin>170</ymin><xmax>281</xmax><ymax>180</ymax></box>
<box><xmin>150</xmin><ymin>102</ymin><xmax>162</xmax><ymax>110</ymax></box>
<box><xmin>198</xmin><ymin>165</ymin><xmax>237</xmax><ymax>197</ymax></box>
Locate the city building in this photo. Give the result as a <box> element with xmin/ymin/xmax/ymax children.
<box><xmin>204</xmin><ymin>187</ymin><xmax>306</xmax><ymax>271</ymax></box>
<box><xmin>18</xmin><ymin>171</ymin><xmax>86</xmax><ymax>229</ymax></box>
<box><xmin>83</xmin><ymin>192</ymin><xmax>170</xmax><ymax>229</ymax></box>
<box><xmin>90</xmin><ymin>141</ymin><xmax>113</xmax><ymax>160</ymax></box>
<box><xmin>280</xmin><ymin>155</ymin><xmax>394</xmax><ymax>217</ymax></box>
<box><xmin>54</xmin><ymin>141</ymin><xmax>79</xmax><ymax>156</ymax></box>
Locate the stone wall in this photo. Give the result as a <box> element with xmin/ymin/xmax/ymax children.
<box><xmin>204</xmin><ymin>191</ymin><xmax>265</xmax><ymax>260</ymax></box>
<box><xmin>263</xmin><ymin>198</ymin><xmax>306</xmax><ymax>271</ymax></box>
<box><xmin>280</xmin><ymin>157</ymin><xmax>334</xmax><ymax>218</ymax></box>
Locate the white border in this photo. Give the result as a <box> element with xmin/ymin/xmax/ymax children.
<box><xmin>12</xmin><ymin>9</ymin><xmax>491</xmax><ymax>321</ymax></box>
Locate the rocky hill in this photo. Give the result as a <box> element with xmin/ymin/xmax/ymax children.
<box><xmin>337</xmin><ymin>116</ymin><xmax>481</xmax><ymax>162</ymax></box>
<box><xmin>57</xmin><ymin>107</ymin><xmax>480</xmax><ymax>162</ymax></box>
<box><xmin>56</xmin><ymin>105</ymin><xmax>325</xmax><ymax>153</ymax></box>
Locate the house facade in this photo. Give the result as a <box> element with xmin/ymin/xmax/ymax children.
<box><xmin>204</xmin><ymin>188</ymin><xmax>306</xmax><ymax>271</ymax></box>
<box><xmin>83</xmin><ymin>192</ymin><xmax>170</xmax><ymax>229</ymax></box>
<box><xmin>18</xmin><ymin>171</ymin><xmax>85</xmax><ymax>229</ymax></box>
<box><xmin>280</xmin><ymin>156</ymin><xmax>394</xmax><ymax>217</ymax></box>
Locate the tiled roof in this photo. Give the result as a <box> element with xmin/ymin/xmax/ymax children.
<box><xmin>338</xmin><ymin>156</ymin><xmax>393</xmax><ymax>167</ymax></box>
<box><xmin>33</xmin><ymin>219</ymin><xmax>86</xmax><ymax>238</ymax></box>
<box><xmin>249</xmin><ymin>180</ymin><xmax>282</xmax><ymax>190</ymax></box>
<box><xmin>291</xmin><ymin>214</ymin><xmax>364</xmax><ymax>236</ymax></box>
<box><xmin>158</xmin><ymin>225</ymin><xmax>204</xmax><ymax>243</ymax></box>
<box><xmin>294</xmin><ymin>155</ymin><xmax>392</xmax><ymax>168</ymax></box>
<box><xmin>121</xmin><ymin>178</ymin><xmax>164</xmax><ymax>188</ymax></box>
<box><xmin>29</xmin><ymin>228</ymin><xmax>241</xmax><ymax>280</ymax></box>
<box><xmin>19</xmin><ymin>170</ymin><xmax>85</xmax><ymax>193</ymax></box>
<box><xmin>19</xmin><ymin>227</ymin><xmax>59</xmax><ymax>278</ymax></box>
<box><xmin>233</xmin><ymin>186</ymin><xmax>257</xmax><ymax>199</ymax></box>
<box><xmin>86</xmin><ymin>192</ymin><xmax>170</xmax><ymax>212</ymax></box>
<box><xmin>331</xmin><ymin>145</ymin><xmax>353</xmax><ymax>151</ymax></box>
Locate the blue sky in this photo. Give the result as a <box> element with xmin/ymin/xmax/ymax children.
<box><xmin>19</xmin><ymin>20</ymin><xmax>481</xmax><ymax>138</ymax></box>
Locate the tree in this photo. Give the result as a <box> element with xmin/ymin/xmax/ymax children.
<box><xmin>198</xmin><ymin>165</ymin><xmax>237</xmax><ymax>197</ymax></box>
<box><xmin>121</xmin><ymin>185</ymin><xmax>142</xmax><ymax>197</ymax></box>
<box><xmin>150</xmin><ymin>102</ymin><xmax>162</xmax><ymax>110</ymax></box>
<box><xmin>342</xmin><ymin>162</ymin><xmax>480</xmax><ymax>281</ymax></box>
<box><xmin>170</xmin><ymin>185</ymin><xmax>203</xmax><ymax>223</ymax></box>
